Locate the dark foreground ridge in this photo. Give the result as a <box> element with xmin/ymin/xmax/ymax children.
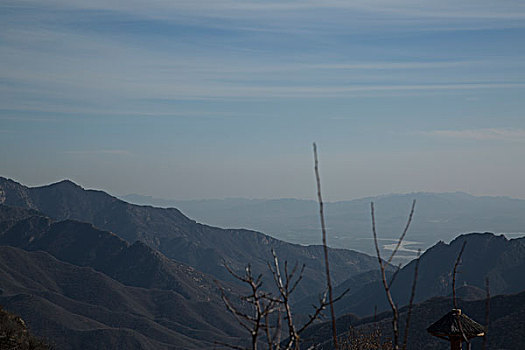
<box><xmin>300</xmin><ymin>290</ymin><xmax>525</xmax><ymax>349</ymax></box>
<box><xmin>0</xmin><ymin>304</ymin><xmax>50</xmax><ymax>350</ymax></box>
<box><xmin>0</xmin><ymin>246</ymin><xmax>245</xmax><ymax>349</ymax></box>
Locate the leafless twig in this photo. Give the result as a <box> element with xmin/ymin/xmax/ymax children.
<box><xmin>268</xmin><ymin>249</ymin><xmax>350</xmax><ymax>349</ymax></box>
<box><xmin>452</xmin><ymin>241</ymin><xmax>467</xmax><ymax>310</ymax></box>
<box><xmin>371</xmin><ymin>200</ymin><xmax>416</xmax><ymax>350</ymax></box>
<box><xmin>402</xmin><ymin>249</ymin><xmax>421</xmax><ymax>350</ymax></box>
<box><xmin>216</xmin><ymin>263</ymin><xmax>279</xmax><ymax>350</ymax></box>
<box><xmin>482</xmin><ymin>277</ymin><xmax>490</xmax><ymax>350</ymax></box>
<box><xmin>388</xmin><ymin>264</ymin><xmax>402</xmax><ymax>287</ymax></box>
<box><xmin>387</xmin><ymin>200</ymin><xmax>416</xmax><ymax>264</ymax></box>
<box><xmin>313</xmin><ymin>142</ymin><xmax>338</xmax><ymax>349</ymax></box>
<box><xmin>451</xmin><ymin>241</ymin><xmax>469</xmax><ymax>346</ymax></box>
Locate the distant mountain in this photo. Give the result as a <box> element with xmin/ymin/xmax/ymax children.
<box><xmin>296</xmin><ymin>232</ymin><xmax>525</xmax><ymax>318</ymax></box>
<box><xmin>0</xmin><ymin>177</ymin><xmax>381</xmax><ymax>299</ymax></box>
<box><xmin>0</xmin><ymin>246</ymin><xmax>245</xmax><ymax>349</ymax></box>
<box><xmin>121</xmin><ymin>193</ymin><xmax>525</xmax><ymax>258</ymax></box>
<box><xmin>300</xmin><ymin>290</ymin><xmax>525</xmax><ymax>349</ymax></box>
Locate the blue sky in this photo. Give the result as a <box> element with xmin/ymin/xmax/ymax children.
<box><xmin>1</xmin><ymin>0</ymin><xmax>525</xmax><ymax>200</ymax></box>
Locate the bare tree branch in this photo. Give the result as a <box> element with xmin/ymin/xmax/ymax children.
<box><xmin>288</xmin><ymin>264</ymin><xmax>306</xmax><ymax>295</ymax></box>
<box><xmin>214</xmin><ymin>340</ymin><xmax>250</xmax><ymax>350</ymax></box>
<box><xmin>371</xmin><ymin>200</ymin><xmax>416</xmax><ymax>350</ymax></box>
<box><xmin>402</xmin><ymin>249</ymin><xmax>421</xmax><ymax>350</ymax></box>
<box><xmin>269</xmin><ymin>250</ymin><xmax>299</xmax><ymax>349</ymax></box>
<box><xmin>452</xmin><ymin>241</ymin><xmax>467</xmax><ymax>310</ymax></box>
<box><xmin>371</xmin><ymin>202</ymin><xmax>399</xmax><ymax>349</ymax></box>
<box><xmin>451</xmin><ymin>241</ymin><xmax>469</xmax><ymax>346</ymax></box>
<box><xmin>483</xmin><ymin>277</ymin><xmax>490</xmax><ymax>350</ymax></box>
<box><xmin>388</xmin><ymin>264</ymin><xmax>402</xmax><ymax>287</ymax></box>
<box><xmin>217</xmin><ymin>261</ymin><xmax>282</xmax><ymax>350</ymax></box>
<box><xmin>216</xmin><ymin>281</ymin><xmax>254</xmax><ymax>332</ymax></box>
<box><xmin>313</xmin><ymin>142</ymin><xmax>339</xmax><ymax>350</ymax></box>
<box><xmin>296</xmin><ymin>288</ymin><xmax>350</xmax><ymax>335</ymax></box>
<box><xmin>387</xmin><ymin>200</ymin><xmax>416</xmax><ymax>264</ymax></box>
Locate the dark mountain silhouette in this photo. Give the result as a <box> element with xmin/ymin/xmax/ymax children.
<box><xmin>0</xmin><ymin>246</ymin><xmax>245</xmax><ymax>349</ymax></box>
<box><xmin>0</xmin><ymin>177</ymin><xmax>381</xmax><ymax>298</ymax></box>
<box><xmin>300</xmin><ymin>289</ymin><xmax>525</xmax><ymax>349</ymax></box>
<box><xmin>298</xmin><ymin>232</ymin><xmax>525</xmax><ymax>318</ymax></box>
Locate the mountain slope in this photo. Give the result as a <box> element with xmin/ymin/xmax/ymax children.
<box><xmin>0</xmin><ymin>205</ymin><xmax>226</xmax><ymax>301</ymax></box>
<box><xmin>0</xmin><ymin>246</ymin><xmax>245</xmax><ymax>349</ymax></box>
<box><xmin>300</xmin><ymin>232</ymin><xmax>525</xmax><ymax>318</ymax></box>
<box><xmin>0</xmin><ymin>177</ymin><xmax>381</xmax><ymax>298</ymax></box>
<box><xmin>300</xmin><ymin>290</ymin><xmax>525</xmax><ymax>349</ymax></box>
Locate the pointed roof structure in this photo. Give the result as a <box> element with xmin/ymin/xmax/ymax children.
<box><xmin>427</xmin><ymin>309</ymin><xmax>485</xmax><ymax>349</ymax></box>
<box><xmin>428</xmin><ymin>308</ymin><xmax>485</xmax><ymax>339</ymax></box>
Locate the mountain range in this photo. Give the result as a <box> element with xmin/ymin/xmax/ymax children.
<box><xmin>0</xmin><ymin>177</ymin><xmax>384</xmax><ymax>348</ymax></box>
<box><xmin>1</xmin><ymin>177</ymin><xmax>524</xmax><ymax>348</ymax></box>
<box><xmin>0</xmin><ymin>177</ymin><xmax>380</xmax><ymax>299</ymax></box>
<box><xmin>121</xmin><ymin>193</ymin><xmax>525</xmax><ymax>259</ymax></box>
<box><xmin>295</xmin><ymin>232</ymin><xmax>525</xmax><ymax>319</ymax></box>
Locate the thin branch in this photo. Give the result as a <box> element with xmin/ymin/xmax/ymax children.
<box><xmin>451</xmin><ymin>241</ymin><xmax>468</xmax><ymax>346</ymax></box>
<box><xmin>218</xmin><ymin>261</ymin><xmax>282</xmax><ymax>350</ymax></box>
<box><xmin>269</xmin><ymin>249</ymin><xmax>299</xmax><ymax>349</ymax></box>
<box><xmin>272</xmin><ymin>308</ymin><xmax>282</xmax><ymax>350</ymax></box>
<box><xmin>387</xmin><ymin>200</ymin><xmax>416</xmax><ymax>264</ymax></box>
<box><xmin>264</xmin><ymin>307</ymin><xmax>273</xmax><ymax>350</ymax></box>
<box><xmin>372</xmin><ymin>202</ymin><xmax>399</xmax><ymax>349</ymax></box>
<box><xmin>313</xmin><ymin>142</ymin><xmax>338</xmax><ymax>350</ymax></box>
<box><xmin>452</xmin><ymin>241</ymin><xmax>467</xmax><ymax>310</ymax></box>
<box><xmin>214</xmin><ymin>340</ymin><xmax>249</xmax><ymax>350</ymax></box>
<box><xmin>482</xmin><ymin>277</ymin><xmax>490</xmax><ymax>350</ymax></box>
<box><xmin>402</xmin><ymin>249</ymin><xmax>421</xmax><ymax>350</ymax></box>
<box><xmin>215</xmin><ymin>281</ymin><xmax>253</xmax><ymax>332</ymax></box>
<box><xmin>371</xmin><ymin>200</ymin><xmax>416</xmax><ymax>350</ymax></box>
<box><xmin>223</xmin><ymin>262</ymin><xmax>251</xmax><ymax>284</ymax></box>
<box><xmin>288</xmin><ymin>264</ymin><xmax>306</xmax><ymax>295</ymax></box>
<box><xmin>296</xmin><ymin>288</ymin><xmax>350</xmax><ymax>335</ymax></box>
<box><xmin>388</xmin><ymin>264</ymin><xmax>402</xmax><ymax>287</ymax></box>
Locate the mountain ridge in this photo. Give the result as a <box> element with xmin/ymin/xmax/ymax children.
<box><xmin>295</xmin><ymin>231</ymin><xmax>525</xmax><ymax>319</ymax></box>
<box><xmin>0</xmin><ymin>177</ymin><xmax>381</xmax><ymax>299</ymax></box>
<box><xmin>120</xmin><ymin>191</ymin><xmax>525</xmax><ymax>257</ymax></box>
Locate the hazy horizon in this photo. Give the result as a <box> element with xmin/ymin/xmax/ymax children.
<box><xmin>2</xmin><ymin>1</ymin><xmax>525</xmax><ymax>201</ymax></box>
<box><xmin>6</xmin><ymin>174</ymin><xmax>525</xmax><ymax>204</ymax></box>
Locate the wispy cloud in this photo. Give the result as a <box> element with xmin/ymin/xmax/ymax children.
<box><xmin>422</xmin><ymin>128</ymin><xmax>525</xmax><ymax>142</ymax></box>
<box><xmin>0</xmin><ymin>115</ymin><xmax>62</xmax><ymax>122</ymax></box>
<box><xmin>14</xmin><ymin>0</ymin><xmax>525</xmax><ymax>21</ymax></box>
<box><xmin>63</xmin><ymin>150</ymin><xmax>132</xmax><ymax>156</ymax></box>
<box><xmin>2</xmin><ymin>0</ymin><xmax>525</xmax><ymax>117</ymax></box>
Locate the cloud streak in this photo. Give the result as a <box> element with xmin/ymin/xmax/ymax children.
<box><xmin>423</xmin><ymin>128</ymin><xmax>525</xmax><ymax>142</ymax></box>
<box><xmin>63</xmin><ymin>150</ymin><xmax>132</xmax><ymax>156</ymax></box>
<box><xmin>11</xmin><ymin>0</ymin><xmax>525</xmax><ymax>21</ymax></box>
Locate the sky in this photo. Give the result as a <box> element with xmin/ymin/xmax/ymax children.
<box><xmin>1</xmin><ymin>0</ymin><xmax>525</xmax><ymax>200</ymax></box>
